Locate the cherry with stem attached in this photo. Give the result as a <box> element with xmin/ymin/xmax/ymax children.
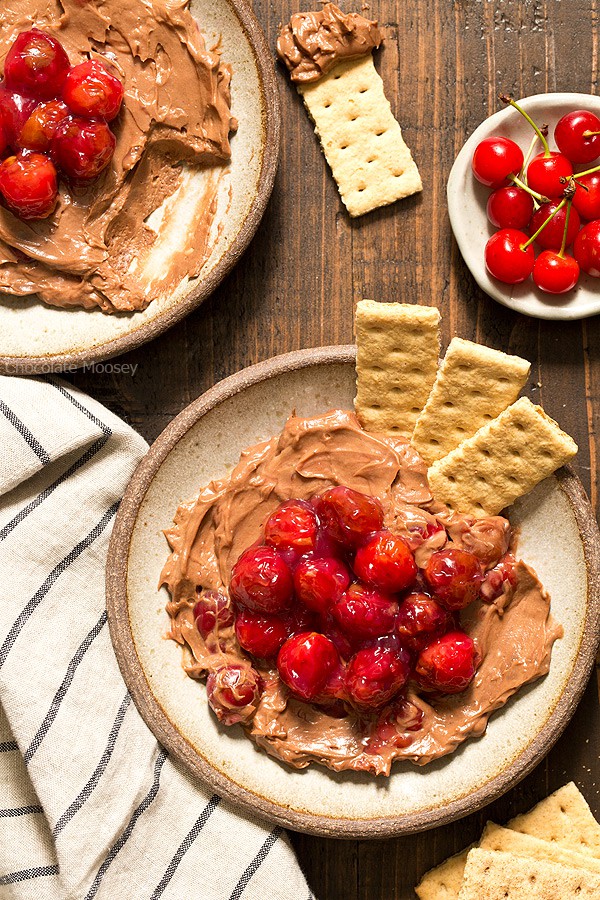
<box><xmin>500</xmin><ymin>94</ymin><xmax>573</xmax><ymax>197</ymax></box>
<box><xmin>532</xmin><ymin>186</ymin><xmax>580</xmax><ymax>294</ymax></box>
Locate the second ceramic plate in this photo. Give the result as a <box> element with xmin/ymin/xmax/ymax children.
<box><xmin>106</xmin><ymin>347</ymin><xmax>600</xmax><ymax>837</ymax></box>
<box><xmin>448</xmin><ymin>93</ymin><xmax>600</xmax><ymax>320</ymax></box>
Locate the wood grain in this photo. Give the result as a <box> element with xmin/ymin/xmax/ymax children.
<box><xmin>67</xmin><ymin>0</ymin><xmax>600</xmax><ymax>896</ymax></box>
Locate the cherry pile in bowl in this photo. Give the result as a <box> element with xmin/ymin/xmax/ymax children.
<box><xmin>472</xmin><ymin>96</ymin><xmax>600</xmax><ymax>294</ymax></box>
<box><xmin>0</xmin><ymin>28</ymin><xmax>124</xmax><ymax>220</ymax></box>
<box><xmin>193</xmin><ymin>486</ymin><xmax>514</xmax><ymax>727</ymax></box>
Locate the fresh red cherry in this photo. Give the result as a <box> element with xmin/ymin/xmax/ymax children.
<box><xmin>0</xmin><ymin>151</ymin><xmax>58</xmax><ymax>220</ymax></box>
<box><xmin>345</xmin><ymin>643</ymin><xmax>411</xmax><ymax>708</ymax></box>
<box><xmin>277</xmin><ymin>632</ymin><xmax>339</xmax><ymax>701</ymax></box>
<box><xmin>294</xmin><ymin>556</ymin><xmax>350</xmax><ymax>616</ymax></box>
<box><xmin>471</xmin><ymin>136</ymin><xmax>523</xmax><ymax>188</ymax></box>
<box><xmin>554</xmin><ymin>110</ymin><xmax>600</xmax><ymax>164</ymax></box>
<box><xmin>526</xmin><ymin>151</ymin><xmax>573</xmax><ymax>198</ymax></box>
<box><xmin>574</xmin><ymin>219</ymin><xmax>600</xmax><ymax>277</ymax></box>
<box><xmin>234</xmin><ymin>608</ymin><xmax>289</xmax><ymax>658</ymax></box>
<box><xmin>424</xmin><ymin>548</ymin><xmax>482</xmax><ymax>611</ymax></box>
<box><xmin>484</xmin><ymin>228</ymin><xmax>535</xmax><ymax>284</ymax></box>
<box><xmin>4</xmin><ymin>29</ymin><xmax>71</xmax><ymax>100</ymax></box>
<box><xmin>313</xmin><ymin>486</ymin><xmax>383</xmax><ymax>547</ymax></box>
<box><xmin>415</xmin><ymin>631</ymin><xmax>479</xmax><ymax>694</ymax></box>
<box><xmin>193</xmin><ymin>589</ymin><xmax>235</xmax><ymax>638</ymax></box>
<box><xmin>229</xmin><ymin>545</ymin><xmax>293</xmax><ymax>614</ymax></box>
<box><xmin>18</xmin><ymin>99</ymin><xmax>69</xmax><ymax>152</ymax></box>
<box><xmin>486</xmin><ymin>185</ymin><xmax>533</xmax><ymax>230</ymax></box>
<box><xmin>0</xmin><ymin>120</ymin><xmax>7</xmax><ymax>158</ymax></box>
<box><xmin>573</xmin><ymin>172</ymin><xmax>600</xmax><ymax>220</ymax></box>
<box><xmin>532</xmin><ymin>250</ymin><xmax>580</xmax><ymax>294</ymax></box>
<box><xmin>353</xmin><ymin>531</ymin><xmax>417</xmax><ymax>594</ymax></box>
<box><xmin>396</xmin><ymin>592</ymin><xmax>452</xmax><ymax>652</ymax></box>
<box><xmin>51</xmin><ymin>115</ymin><xmax>115</xmax><ymax>179</ymax></box>
<box><xmin>62</xmin><ymin>59</ymin><xmax>124</xmax><ymax>121</ymax></box>
<box><xmin>264</xmin><ymin>499</ymin><xmax>318</xmax><ymax>553</ymax></box>
<box><xmin>206</xmin><ymin>664</ymin><xmax>261</xmax><ymax>725</ymax></box>
<box><xmin>0</xmin><ymin>87</ymin><xmax>37</xmax><ymax>146</ymax></box>
<box><xmin>530</xmin><ymin>200</ymin><xmax>580</xmax><ymax>250</ymax></box>
<box><xmin>332</xmin><ymin>583</ymin><xmax>398</xmax><ymax>639</ymax></box>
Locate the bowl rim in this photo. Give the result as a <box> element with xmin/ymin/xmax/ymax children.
<box><xmin>106</xmin><ymin>345</ymin><xmax>600</xmax><ymax>838</ymax></box>
<box><xmin>0</xmin><ymin>0</ymin><xmax>281</xmax><ymax>374</ymax></box>
<box><xmin>447</xmin><ymin>91</ymin><xmax>600</xmax><ymax>321</ymax></box>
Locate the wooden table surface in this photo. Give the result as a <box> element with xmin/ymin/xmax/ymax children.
<box><xmin>67</xmin><ymin>1</ymin><xmax>600</xmax><ymax>896</ymax></box>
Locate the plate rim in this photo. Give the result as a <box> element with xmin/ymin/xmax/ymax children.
<box><xmin>106</xmin><ymin>345</ymin><xmax>600</xmax><ymax>838</ymax></box>
<box><xmin>0</xmin><ymin>0</ymin><xmax>281</xmax><ymax>374</ymax></box>
<box><xmin>447</xmin><ymin>91</ymin><xmax>600</xmax><ymax>321</ymax></box>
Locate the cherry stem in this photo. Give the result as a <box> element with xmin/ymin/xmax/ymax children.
<box><xmin>520</xmin><ymin>132</ymin><xmax>542</xmax><ymax>178</ymax></box>
<box><xmin>583</xmin><ymin>130</ymin><xmax>600</xmax><ymax>138</ymax></box>
<box><xmin>520</xmin><ymin>197</ymin><xmax>566</xmax><ymax>250</ymax></box>
<box><xmin>499</xmin><ymin>94</ymin><xmax>550</xmax><ymax>156</ymax></box>
<box><xmin>570</xmin><ymin>161</ymin><xmax>600</xmax><ymax>179</ymax></box>
<box><xmin>559</xmin><ymin>199</ymin><xmax>572</xmax><ymax>258</ymax></box>
<box><xmin>509</xmin><ymin>173</ymin><xmax>548</xmax><ymax>203</ymax></box>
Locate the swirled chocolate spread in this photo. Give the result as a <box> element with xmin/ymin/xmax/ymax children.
<box><xmin>276</xmin><ymin>3</ymin><xmax>382</xmax><ymax>84</ymax></box>
<box><xmin>161</xmin><ymin>410</ymin><xmax>562</xmax><ymax>776</ymax></box>
<box><xmin>0</xmin><ymin>0</ymin><xmax>235</xmax><ymax>312</ymax></box>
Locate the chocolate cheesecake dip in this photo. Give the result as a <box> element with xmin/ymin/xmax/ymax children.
<box><xmin>161</xmin><ymin>410</ymin><xmax>562</xmax><ymax>776</ymax></box>
<box><xmin>0</xmin><ymin>0</ymin><xmax>236</xmax><ymax>313</ymax></box>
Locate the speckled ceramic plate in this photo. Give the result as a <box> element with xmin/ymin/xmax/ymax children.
<box><xmin>448</xmin><ymin>93</ymin><xmax>600</xmax><ymax>320</ymax></box>
<box><xmin>106</xmin><ymin>347</ymin><xmax>600</xmax><ymax>838</ymax></box>
<box><xmin>0</xmin><ymin>0</ymin><xmax>279</xmax><ymax>374</ymax></box>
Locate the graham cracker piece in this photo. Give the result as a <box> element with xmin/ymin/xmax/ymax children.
<box><xmin>355</xmin><ymin>299</ymin><xmax>440</xmax><ymax>436</ymax></box>
<box><xmin>480</xmin><ymin>822</ymin><xmax>600</xmax><ymax>872</ymax></box>
<box><xmin>457</xmin><ymin>849</ymin><xmax>600</xmax><ymax>899</ymax></box>
<box><xmin>508</xmin><ymin>782</ymin><xmax>600</xmax><ymax>858</ymax></box>
<box><xmin>298</xmin><ymin>55</ymin><xmax>422</xmax><ymax>216</ymax></box>
<box><xmin>414</xmin><ymin>848</ymin><xmax>471</xmax><ymax>900</ymax></box>
<box><xmin>427</xmin><ymin>396</ymin><xmax>578</xmax><ymax>516</ymax></box>
<box><xmin>411</xmin><ymin>338</ymin><xmax>530</xmax><ymax>465</ymax></box>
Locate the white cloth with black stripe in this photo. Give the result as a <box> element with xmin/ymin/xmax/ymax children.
<box><xmin>0</xmin><ymin>376</ymin><xmax>314</xmax><ymax>900</ymax></box>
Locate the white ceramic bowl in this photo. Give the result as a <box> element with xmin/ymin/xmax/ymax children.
<box><xmin>448</xmin><ymin>92</ymin><xmax>600</xmax><ymax>320</ymax></box>
<box><xmin>106</xmin><ymin>347</ymin><xmax>600</xmax><ymax>838</ymax></box>
<box><xmin>0</xmin><ymin>0</ymin><xmax>279</xmax><ymax>373</ymax></box>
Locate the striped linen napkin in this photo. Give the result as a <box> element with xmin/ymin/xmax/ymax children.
<box><xmin>0</xmin><ymin>376</ymin><xmax>314</xmax><ymax>900</ymax></box>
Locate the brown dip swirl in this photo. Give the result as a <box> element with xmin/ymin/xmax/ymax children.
<box><xmin>0</xmin><ymin>0</ymin><xmax>235</xmax><ymax>313</ymax></box>
<box><xmin>276</xmin><ymin>3</ymin><xmax>382</xmax><ymax>84</ymax></box>
<box><xmin>161</xmin><ymin>410</ymin><xmax>563</xmax><ymax>776</ymax></box>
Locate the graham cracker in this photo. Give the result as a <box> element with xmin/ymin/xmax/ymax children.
<box><xmin>457</xmin><ymin>849</ymin><xmax>600</xmax><ymax>899</ymax></box>
<box><xmin>508</xmin><ymin>782</ymin><xmax>600</xmax><ymax>858</ymax></box>
<box><xmin>427</xmin><ymin>396</ymin><xmax>578</xmax><ymax>516</ymax></box>
<box><xmin>298</xmin><ymin>55</ymin><xmax>422</xmax><ymax>216</ymax></box>
<box><xmin>414</xmin><ymin>848</ymin><xmax>471</xmax><ymax>900</ymax></box>
<box><xmin>411</xmin><ymin>338</ymin><xmax>530</xmax><ymax>465</ymax></box>
<box><xmin>480</xmin><ymin>822</ymin><xmax>600</xmax><ymax>872</ymax></box>
<box><xmin>354</xmin><ymin>299</ymin><xmax>440</xmax><ymax>436</ymax></box>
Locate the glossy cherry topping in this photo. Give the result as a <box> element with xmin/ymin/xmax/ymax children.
<box><xmin>51</xmin><ymin>115</ymin><xmax>116</xmax><ymax>179</ymax></box>
<box><xmin>229</xmin><ymin>545</ymin><xmax>293</xmax><ymax>614</ymax></box>
<box><xmin>293</xmin><ymin>556</ymin><xmax>350</xmax><ymax>615</ymax></box>
<box><xmin>396</xmin><ymin>591</ymin><xmax>452</xmax><ymax>652</ymax></box>
<box><xmin>346</xmin><ymin>642</ymin><xmax>411</xmax><ymax>708</ymax></box>
<box><xmin>0</xmin><ymin>151</ymin><xmax>57</xmax><ymax>219</ymax></box>
<box><xmin>277</xmin><ymin>631</ymin><xmax>339</xmax><ymax>701</ymax></box>
<box><xmin>0</xmin><ymin>28</ymin><xmax>123</xmax><ymax>220</ymax></box>
<box><xmin>4</xmin><ymin>29</ymin><xmax>70</xmax><ymax>99</ymax></box>
<box><xmin>424</xmin><ymin>547</ymin><xmax>483</xmax><ymax>610</ymax></box>
<box><xmin>235</xmin><ymin>608</ymin><xmax>290</xmax><ymax>659</ymax></box>
<box><xmin>193</xmin><ymin>589</ymin><xmax>235</xmax><ymax>638</ymax></box>
<box><xmin>314</xmin><ymin>485</ymin><xmax>383</xmax><ymax>546</ymax></box>
<box><xmin>264</xmin><ymin>499</ymin><xmax>318</xmax><ymax>553</ymax></box>
<box><xmin>332</xmin><ymin>583</ymin><xmax>398</xmax><ymax>640</ymax></box>
<box><xmin>354</xmin><ymin>530</ymin><xmax>417</xmax><ymax>593</ymax></box>
<box><xmin>62</xmin><ymin>59</ymin><xmax>124</xmax><ymax>121</ymax></box>
<box><xmin>206</xmin><ymin>665</ymin><xmax>261</xmax><ymax>725</ymax></box>
<box><xmin>415</xmin><ymin>631</ymin><xmax>479</xmax><ymax>694</ymax></box>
